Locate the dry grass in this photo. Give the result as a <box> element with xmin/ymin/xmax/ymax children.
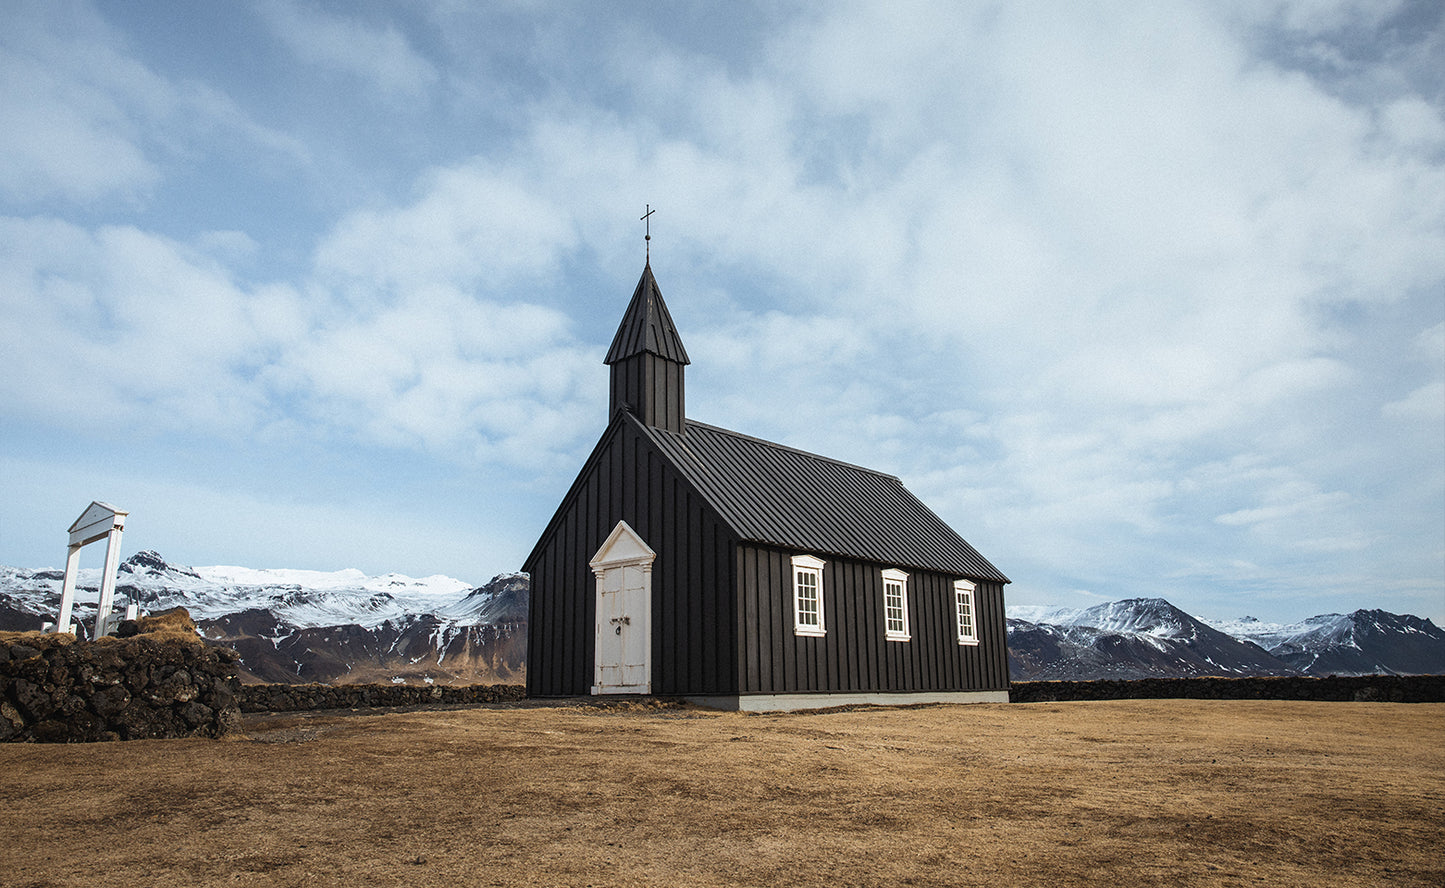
<box><xmin>2</xmin><ymin>606</ymin><xmax>203</xmax><ymax>647</ymax></box>
<box><xmin>113</xmin><ymin>606</ymin><xmax>201</xmax><ymax>641</ymax></box>
<box><xmin>0</xmin><ymin>631</ymin><xmax>75</xmax><ymax>650</ymax></box>
<box><xmin>0</xmin><ymin>699</ymin><xmax>1439</xmax><ymax>888</ymax></box>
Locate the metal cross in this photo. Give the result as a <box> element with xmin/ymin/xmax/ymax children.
<box><xmin>641</xmin><ymin>204</ymin><xmax>655</xmax><ymax>262</ymax></box>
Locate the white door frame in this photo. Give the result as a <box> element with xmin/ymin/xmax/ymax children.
<box><xmin>589</xmin><ymin>520</ymin><xmax>655</xmax><ymax>695</ymax></box>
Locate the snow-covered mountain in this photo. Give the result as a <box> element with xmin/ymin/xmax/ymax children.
<box><xmin>1006</xmin><ymin>598</ymin><xmax>1294</xmax><ymax>680</ymax></box>
<box><xmin>1007</xmin><ymin>598</ymin><xmax>1445</xmax><ymax>680</ymax></box>
<box><xmin>1204</xmin><ymin>610</ymin><xmax>1445</xmax><ymax>677</ymax></box>
<box><xmin>0</xmin><ymin>551</ymin><xmax>526</xmax><ymax>686</ymax></box>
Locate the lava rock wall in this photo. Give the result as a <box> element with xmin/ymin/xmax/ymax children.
<box><xmin>1010</xmin><ymin>674</ymin><xmax>1445</xmax><ymax>703</ymax></box>
<box><xmin>237</xmin><ymin>682</ymin><xmax>525</xmax><ymax>712</ymax></box>
<box><xmin>0</xmin><ymin>633</ymin><xmax>242</xmax><ymax>742</ymax></box>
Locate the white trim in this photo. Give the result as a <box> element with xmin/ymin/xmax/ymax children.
<box><xmin>791</xmin><ymin>553</ymin><xmax>826</xmax><ymax>637</ymax></box>
<box><xmin>954</xmin><ymin>579</ymin><xmax>979</xmax><ymax>645</ymax></box>
<box><xmin>684</xmin><ymin>690</ymin><xmax>1011</xmax><ymax>712</ymax></box>
<box><xmin>881</xmin><ymin>567</ymin><xmax>910</xmax><ymax>641</ymax></box>
<box><xmin>589</xmin><ymin>520</ymin><xmax>657</xmax><ymax>572</ymax></box>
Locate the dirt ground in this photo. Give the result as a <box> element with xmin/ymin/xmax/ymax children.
<box><xmin>0</xmin><ymin>700</ymin><xmax>1439</xmax><ymax>888</ymax></box>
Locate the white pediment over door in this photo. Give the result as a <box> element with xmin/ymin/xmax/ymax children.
<box><xmin>590</xmin><ymin>520</ymin><xmax>657</xmax><ymax>569</ymax></box>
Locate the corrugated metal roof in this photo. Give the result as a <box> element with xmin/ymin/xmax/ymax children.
<box><xmin>634</xmin><ymin>416</ymin><xmax>1010</xmax><ymax>583</ymax></box>
<box><xmin>603</xmin><ymin>264</ymin><xmax>691</xmax><ymax>366</ymax></box>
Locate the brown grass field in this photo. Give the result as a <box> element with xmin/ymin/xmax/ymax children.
<box><xmin>0</xmin><ymin>699</ymin><xmax>1439</xmax><ymax>887</ymax></box>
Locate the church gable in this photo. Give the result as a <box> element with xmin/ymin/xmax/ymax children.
<box><xmin>523</xmin><ymin>409</ymin><xmax>740</xmax><ymax>698</ymax></box>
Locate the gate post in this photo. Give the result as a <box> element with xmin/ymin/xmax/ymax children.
<box><xmin>49</xmin><ymin>502</ymin><xmax>129</xmax><ymax>637</ymax></box>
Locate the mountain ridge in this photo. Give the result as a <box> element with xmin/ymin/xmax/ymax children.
<box><xmin>3</xmin><ymin>553</ymin><xmax>1440</xmax><ymax>684</ymax></box>
<box><xmin>1007</xmin><ymin>597</ymin><xmax>1445</xmax><ymax>680</ymax></box>
<box><xmin>0</xmin><ymin>551</ymin><xmax>526</xmax><ymax>685</ymax></box>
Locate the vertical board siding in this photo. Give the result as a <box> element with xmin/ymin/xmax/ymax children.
<box><xmin>609</xmin><ymin>354</ymin><xmax>685</xmax><ymax>435</ymax></box>
<box><xmin>526</xmin><ymin>416</ymin><xmax>740</xmax><ymax>697</ymax></box>
<box><xmin>737</xmin><ymin>544</ymin><xmax>1009</xmax><ymax>695</ymax></box>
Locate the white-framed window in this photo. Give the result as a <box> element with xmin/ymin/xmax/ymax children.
<box><xmin>791</xmin><ymin>554</ymin><xmax>826</xmax><ymax>637</ymax></box>
<box><xmin>954</xmin><ymin>579</ymin><xmax>978</xmax><ymax>645</ymax></box>
<box><xmin>882</xmin><ymin>568</ymin><xmax>911</xmax><ymax>641</ymax></box>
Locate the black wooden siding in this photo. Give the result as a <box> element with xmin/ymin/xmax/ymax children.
<box><xmin>609</xmin><ymin>352</ymin><xmax>685</xmax><ymax>435</ymax></box>
<box><xmin>524</xmin><ymin>413</ymin><xmax>739</xmax><ymax>697</ymax></box>
<box><xmin>737</xmin><ymin>544</ymin><xmax>1009</xmax><ymax>695</ymax></box>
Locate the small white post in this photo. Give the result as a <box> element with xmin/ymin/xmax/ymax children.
<box><xmin>54</xmin><ymin>544</ymin><xmax>83</xmax><ymax>635</ymax></box>
<box><xmin>94</xmin><ymin>523</ymin><xmax>125</xmax><ymax>638</ymax></box>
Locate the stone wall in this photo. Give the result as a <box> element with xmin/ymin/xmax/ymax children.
<box><xmin>1009</xmin><ymin>674</ymin><xmax>1445</xmax><ymax>704</ymax></box>
<box><xmin>0</xmin><ymin>631</ymin><xmax>242</xmax><ymax>742</ymax></box>
<box><xmin>14</xmin><ymin>632</ymin><xmax>1433</xmax><ymax>741</ymax></box>
<box><xmin>237</xmin><ymin>682</ymin><xmax>526</xmax><ymax>712</ymax></box>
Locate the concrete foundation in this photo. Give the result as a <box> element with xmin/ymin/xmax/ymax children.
<box><xmin>683</xmin><ymin>689</ymin><xmax>1011</xmax><ymax>712</ymax></box>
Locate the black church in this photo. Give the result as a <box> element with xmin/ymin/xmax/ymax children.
<box><xmin>523</xmin><ymin>263</ymin><xmax>1010</xmax><ymax>710</ymax></box>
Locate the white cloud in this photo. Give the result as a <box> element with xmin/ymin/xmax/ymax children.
<box><xmin>313</xmin><ymin>163</ymin><xmax>579</xmax><ymax>295</ymax></box>
<box><xmin>0</xmin><ymin>0</ymin><xmax>307</xmax><ymax>206</ymax></box>
<box><xmin>0</xmin><ymin>216</ymin><xmax>270</xmax><ymax>431</ymax></box>
<box><xmin>1383</xmin><ymin>323</ymin><xmax>1445</xmax><ymax>421</ymax></box>
<box><xmin>1216</xmin><ymin>484</ymin><xmax>1354</xmax><ymax>528</ymax></box>
<box><xmin>0</xmin><ymin>1</ymin><xmax>161</xmax><ymax>203</ymax></box>
<box><xmin>1383</xmin><ymin>381</ymin><xmax>1445</xmax><ymax>421</ymax></box>
<box><xmin>0</xmin><ymin>203</ymin><xmax>601</xmax><ymax>476</ymax></box>
<box><xmin>271</xmin><ymin>283</ymin><xmax>597</xmax><ymax>467</ymax></box>
<box><xmin>256</xmin><ymin>0</ymin><xmax>439</xmax><ymax>99</ymax></box>
<box><xmin>1255</xmin><ymin>0</ymin><xmax>1406</xmax><ymax>34</ymax></box>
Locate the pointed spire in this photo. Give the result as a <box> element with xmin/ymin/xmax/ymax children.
<box><xmin>605</xmin><ymin>264</ymin><xmax>689</xmax><ymax>433</ymax></box>
<box><xmin>604</xmin><ymin>264</ymin><xmax>691</xmax><ymax>366</ymax></box>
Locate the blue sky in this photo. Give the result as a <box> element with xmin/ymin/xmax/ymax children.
<box><xmin>1</xmin><ymin>0</ymin><xmax>1442</xmax><ymax>625</ymax></box>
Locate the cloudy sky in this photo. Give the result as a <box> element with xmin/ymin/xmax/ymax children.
<box><xmin>2</xmin><ymin>0</ymin><xmax>1441</xmax><ymax>625</ymax></box>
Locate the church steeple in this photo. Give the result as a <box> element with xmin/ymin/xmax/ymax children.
<box><xmin>605</xmin><ymin>263</ymin><xmax>689</xmax><ymax>433</ymax></box>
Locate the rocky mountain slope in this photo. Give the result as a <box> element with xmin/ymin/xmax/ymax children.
<box><xmin>1204</xmin><ymin>609</ymin><xmax>1445</xmax><ymax>677</ymax></box>
<box><xmin>1005</xmin><ymin>598</ymin><xmax>1294</xmax><ymax>680</ymax></box>
<box><xmin>0</xmin><ymin>552</ymin><xmax>526</xmax><ymax>685</ymax></box>
<box><xmin>1008</xmin><ymin>598</ymin><xmax>1445</xmax><ymax>680</ymax></box>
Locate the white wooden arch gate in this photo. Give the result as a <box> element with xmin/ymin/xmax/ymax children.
<box><xmin>49</xmin><ymin>501</ymin><xmax>136</xmax><ymax>638</ymax></box>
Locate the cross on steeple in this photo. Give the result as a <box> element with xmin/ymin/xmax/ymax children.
<box><xmin>641</xmin><ymin>204</ymin><xmax>656</xmax><ymax>263</ymax></box>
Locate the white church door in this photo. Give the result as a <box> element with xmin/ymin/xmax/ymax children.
<box><xmin>589</xmin><ymin>521</ymin><xmax>655</xmax><ymax>694</ymax></box>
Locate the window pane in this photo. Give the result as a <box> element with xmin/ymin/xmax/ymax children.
<box><xmin>956</xmin><ymin>587</ymin><xmax>975</xmax><ymax>640</ymax></box>
<box><xmin>796</xmin><ymin>569</ymin><xmax>820</xmax><ymax>628</ymax></box>
<box><xmin>884</xmin><ymin>580</ymin><xmax>906</xmax><ymax>636</ymax></box>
